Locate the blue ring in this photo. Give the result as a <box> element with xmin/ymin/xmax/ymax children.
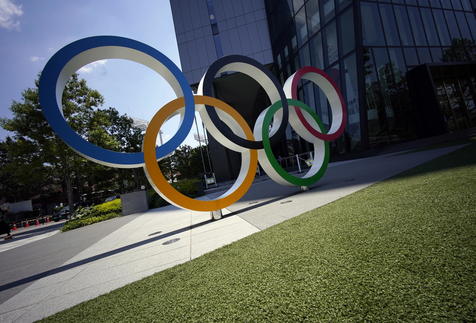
<box><xmin>39</xmin><ymin>36</ymin><xmax>195</xmax><ymax>167</ymax></box>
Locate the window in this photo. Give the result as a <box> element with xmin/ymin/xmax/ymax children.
<box><xmin>295</xmin><ymin>7</ymin><xmax>308</xmax><ymax>46</ymax></box>
<box><xmin>299</xmin><ymin>44</ymin><xmax>311</xmax><ymax>67</ymax></box>
<box><xmin>432</xmin><ymin>9</ymin><xmax>451</xmax><ymax>45</ymax></box>
<box><xmin>394</xmin><ymin>6</ymin><xmax>414</xmax><ymax>46</ymax></box>
<box><xmin>343</xmin><ymin>54</ymin><xmax>361</xmax><ymax>148</ymax></box>
<box><xmin>310</xmin><ymin>33</ymin><xmax>324</xmax><ymax>68</ymax></box>
<box><xmin>361</xmin><ymin>2</ymin><xmax>385</xmax><ymax>46</ymax></box>
<box><xmin>306</xmin><ymin>0</ymin><xmax>320</xmax><ymax>35</ymax></box>
<box><xmin>403</xmin><ymin>47</ymin><xmax>419</xmax><ymax>66</ymax></box>
<box><xmin>380</xmin><ymin>4</ymin><xmax>400</xmax><ymax>46</ymax></box>
<box><xmin>455</xmin><ymin>11</ymin><xmax>472</xmax><ymax>40</ymax></box>
<box><xmin>408</xmin><ymin>7</ymin><xmax>427</xmax><ymax>46</ymax></box>
<box><xmin>444</xmin><ymin>10</ymin><xmax>462</xmax><ymax>40</ymax></box>
<box><xmin>388</xmin><ymin>48</ymin><xmax>406</xmax><ymax>82</ymax></box>
<box><xmin>339</xmin><ymin>8</ymin><xmax>355</xmax><ymax>56</ymax></box>
<box><xmin>417</xmin><ymin>47</ymin><xmax>432</xmax><ymax>63</ymax></box>
<box><xmin>420</xmin><ymin>8</ymin><xmax>440</xmax><ymax>46</ymax></box>
<box><xmin>325</xmin><ymin>21</ymin><xmax>338</xmax><ymax>65</ymax></box>
<box><xmin>322</xmin><ymin>0</ymin><xmax>335</xmax><ymax>23</ymax></box>
<box><xmin>466</xmin><ymin>13</ymin><xmax>476</xmax><ymax>40</ymax></box>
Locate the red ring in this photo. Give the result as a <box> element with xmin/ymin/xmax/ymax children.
<box><xmin>290</xmin><ymin>66</ymin><xmax>347</xmax><ymax>141</ymax></box>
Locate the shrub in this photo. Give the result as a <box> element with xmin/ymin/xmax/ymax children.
<box><xmin>63</xmin><ymin>199</ymin><xmax>122</xmax><ymax>232</ymax></box>
<box><xmin>62</xmin><ymin>212</ymin><xmax>120</xmax><ymax>232</ymax></box>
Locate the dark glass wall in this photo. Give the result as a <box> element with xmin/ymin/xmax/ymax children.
<box><xmin>265</xmin><ymin>0</ymin><xmax>476</xmax><ymax>154</ymax></box>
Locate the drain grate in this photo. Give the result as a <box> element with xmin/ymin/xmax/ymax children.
<box><xmin>280</xmin><ymin>200</ymin><xmax>293</xmax><ymax>204</ymax></box>
<box><xmin>249</xmin><ymin>201</ymin><xmax>259</xmax><ymax>205</ymax></box>
<box><xmin>162</xmin><ymin>238</ymin><xmax>180</xmax><ymax>245</ymax></box>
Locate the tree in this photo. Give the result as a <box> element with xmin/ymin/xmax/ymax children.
<box><xmin>442</xmin><ymin>38</ymin><xmax>476</xmax><ymax>62</ymax></box>
<box><xmin>0</xmin><ymin>74</ymin><xmax>142</xmax><ymax>211</ymax></box>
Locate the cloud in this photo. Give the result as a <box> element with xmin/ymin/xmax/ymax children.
<box><xmin>29</xmin><ymin>56</ymin><xmax>43</xmax><ymax>62</ymax></box>
<box><xmin>78</xmin><ymin>60</ymin><xmax>108</xmax><ymax>74</ymax></box>
<box><xmin>0</xmin><ymin>0</ymin><xmax>23</xmax><ymax>31</ymax></box>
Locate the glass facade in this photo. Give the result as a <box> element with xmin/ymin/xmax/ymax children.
<box><xmin>265</xmin><ymin>0</ymin><xmax>476</xmax><ymax>155</ymax></box>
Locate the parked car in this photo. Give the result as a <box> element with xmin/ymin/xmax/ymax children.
<box><xmin>52</xmin><ymin>206</ymin><xmax>70</xmax><ymax>221</ymax></box>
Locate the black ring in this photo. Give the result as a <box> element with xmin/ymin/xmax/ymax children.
<box><xmin>201</xmin><ymin>55</ymin><xmax>289</xmax><ymax>150</ymax></box>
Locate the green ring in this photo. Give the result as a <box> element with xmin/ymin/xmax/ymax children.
<box><xmin>262</xmin><ymin>99</ymin><xmax>330</xmax><ymax>187</ymax></box>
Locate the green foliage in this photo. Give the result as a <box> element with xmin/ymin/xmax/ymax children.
<box><xmin>442</xmin><ymin>38</ymin><xmax>476</xmax><ymax>62</ymax></box>
<box><xmin>44</xmin><ymin>141</ymin><xmax>476</xmax><ymax>322</ymax></box>
<box><xmin>61</xmin><ymin>212</ymin><xmax>120</xmax><ymax>232</ymax></box>
<box><xmin>173</xmin><ymin>178</ymin><xmax>203</xmax><ymax>197</ymax></box>
<box><xmin>158</xmin><ymin>144</ymin><xmax>211</xmax><ymax>181</ymax></box>
<box><xmin>63</xmin><ymin>199</ymin><xmax>122</xmax><ymax>232</ymax></box>
<box><xmin>0</xmin><ymin>74</ymin><xmax>146</xmax><ymax>205</ymax></box>
<box><xmin>146</xmin><ymin>190</ymin><xmax>168</xmax><ymax>209</ymax></box>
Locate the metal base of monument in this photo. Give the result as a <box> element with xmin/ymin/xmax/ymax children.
<box><xmin>210</xmin><ymin>209</ymin><xmax>223</xmax><ymax>220</ymax></box>
<box><xmin>300</xmin><ymin>186</ymin><xmax>309</xmax><ymax>192</ymax></box>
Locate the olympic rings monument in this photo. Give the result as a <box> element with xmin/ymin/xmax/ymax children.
<box><xmin>39</xmin><ymin>36</ymin><xmax>347</xmax><ymax>219</ymax></box>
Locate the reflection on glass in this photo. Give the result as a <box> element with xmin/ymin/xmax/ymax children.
<box><xmin>306</xmin><ymin>0</ymin><xmax>320</xmax><ymax>35</ymax></box>
<box><xmin>408</xmin><ymin>7</ymin><xmax>427</xmax><ymax>46</ymax></box>
<box><xmin>295</xmin><ymin>7</ymin><xmax>307</xmax><ymax>46</ymax></box>
<box><xmin>403</xmin><ymin>47</ymin><xmax>419</xmax><ymax>66</ymax></box>
<box><xmin>325</xmin><ymin>21</ymin><xmax>338</xmax><ymax>65</ymax></box>
<box><xmin>339</xmin><ymin>8</ymin><xmax>354</xmax><ymax>56</ymax></box>
<box><xmin>310</xmin><ymin>33</ymin><xmax>324</xmax><ymax>68</ymax></box>
<box><xmin>417</xmin><ymin>47</ymin><xmax>432</xmax><ymax>63</ymax></box>
<box><xmin>466</xmin><ymin>13</ymin><xmax>476</xmax><ymax>40</ymax></box>
<box><xmin>444</xmin><ymin>10</ymin><xmax>461</xmax><ymax>40</ymax></box>
<box><xmin>344</xmin><ymin>54</ymin><xmax>361</xmax><ymax>149</ymax></box>
<box><xmin>361</xmin><ymin>2</ymin><xmax>385</xmax><ymax>46</ymax></box>
<box><xmin>432</xmin><ymin>9</ymin><xmax>451</xmax><ymax>45</ymax></box>
<box><xmin>420</xmin><ymin>8</ymin><xmax>440</xmax><ymax>46</ymax></box>
<box><xmin>388</xmin><ymin>48</ymin><xmax>406</xmax><ymax>82</ymax></box>
<box><xmin>322</xmin><ymin>0</ymin><xmax>335</xmax><ymax>23</ymax></box>
<box><xmin>430</xmin><ymin>47</ymin><xmax>443</xmax><ymax>62</ymax></box>
<box><xmin>380</xmin><ymin>4</ymin><xmax>400</xmax><ymax>46</ymax></box>
<box><xmin>455</xmin><ymin>11</ymin><xmax>472</xmax><ymax>40</ymax></box>
<box><xmin>299</xmin><ymin>44</ymin><xmax>311</xmax><ymax>67</ymax></box>
<box><xmin>394</xmin><ymin>6</ymin><xmax>414</xmax><ymax>46</ymax></box>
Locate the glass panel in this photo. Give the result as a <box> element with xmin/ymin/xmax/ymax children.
<box><xmin>444</xmin><ymin>10</ymin><xmax>462</xmax><ymax>40</ymax></box>
<box><xmin>406</xmin><ymin>0</ymin><xmax>417</xmax><ymax>5</ymax></box>
<box><xmin>361</xmin><ymin>2</ymin><xmax>385</xmax><ymax>46</ymax></box>
<box><xmin>466</xmin><ymin>13</ymin><xmax>476</xmax><ymax>40</ymax></box>
<box><xmin>432</xmin><ymin>9</ymin><xmax>451</xmax><ymax>45</ymax></box>
<box><xmin>455</xmin><ymin>11</ymin><xmax>472</xmax><ymax>40</ymax></box>
<box><xmin>430</xmin><ymin>0</ymin><xmax>442</xmax><ymax>8</ymax></box>
<box><xmin>310</xmin><ymin>33</ymin><xmax>324</xmax><ymax>68</ymax></box>
<box><xmin>394</xmin><ymin>5</ymin><xmax>414</xmax><ymax>46</ymax></box>
<box><xmin>388</xmin><ymin>48</ymin><xmax>406</xmax><ymax>82</ymax></box>
<box><xmin>343</xmin><ymin>54</ymin><xmax>361</xmax><ymax>149</ymax></box>
<box><xmin>292</xmin><ymin>0</ymin><xmax>304</xmax><ymax>13</ymax></box>
<box><xmin>306</xmin><ymin>0</ymin><xmax>320</xmax><ymax>35</ymax></box>
<box><xmin>430</xmin><ymin>47</ymin><xmax>443</xmax><ymax>62</ymax></box>
<box><xmin>299</xmin><ymin>44</ymin><xmax>311</xmax><ymax>67</ymax></box>
<box><xmin>339</xmin><ymin>8</ymin><xmax>355</xmax><ymax>56</ymax></box>
<box><xmin>418</xmin><ymin>0</ymin><xmax>430</xmax><ymax>7</ymax></box>
<box><xmin>295</xmin><ymin>7</ymin><xmax>308</xmax><ymax>46</ymax></box>
<box><xmin>337</xmin><ymin>0</ymin><xmax>352</xmax><ymax>11</ymax></box>
<box><xmin>403</xmin><ymin>47</ymin><xmax>419</xmax><ymax>66</ymax></box>
<box><xmin>380</xmin><ymin>4</ymin><xmax>400</xmax><ymax>46</ymax></box>
<box><xmin>408</xmin><ymin>7</ymin><xmax>427</xmax><ymax>46</ymax></box>
<box><xmin>440</xmin><ymin>0</ymin><xmax>453</xmax><ymax>9</ymax></box>
<box><xmin>452</xmin><ymin>0</ymin><xmax>463</xmax><ymax>10</ymax></box>
<box><xmin>322</xmin><ymin>0</ymin><xmax>335</xmax><ymax>23</ymax></box>
<box><xmin>363</xmin><ymin>47</ymin><xmax>386</xmax><ymax>144</ymax></box>
<box><xmin>417</xmin><ymin>47</ymin><xmax>432</xmax><ymax>63</ymax></box>
<box><xmin>461</xmin><ymin>0</ymin><xmax>473</xmax><ymax>11</ymax></box>
<box><xmin>325</xmin><ymin>21</ymin><xmax>338</xmax><ymax>65</ymax></box>
<box><xmin>420</xmin><ymin>8</ymin><xmax>440</xmax><ymax>46</ymax></box>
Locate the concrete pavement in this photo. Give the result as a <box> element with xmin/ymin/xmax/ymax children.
<box><xmin>0</xmin><ymin>143</ymin><xmax>467</xmax><ymax>322</ymax></box>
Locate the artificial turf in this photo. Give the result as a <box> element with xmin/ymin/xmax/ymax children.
<box><xmin>43</xmin><ymin>140</ymin><xmax>476</xmax><ymax>322</ymax></box>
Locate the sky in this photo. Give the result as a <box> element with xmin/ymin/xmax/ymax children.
<box><xmin>0</xmin><ymin>0</ymin><xmax>203</xmax><ymax>148</ymax></box>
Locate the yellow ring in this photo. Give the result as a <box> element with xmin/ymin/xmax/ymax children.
<box><xmin>143</xmin><ymin>95</ymin><xmax>258</xmax><ymax>211</ymax></box>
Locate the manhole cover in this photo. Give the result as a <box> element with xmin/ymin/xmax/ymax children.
<box><xmin>162</xmin><ymin>238</ymin><xmax>180</xmax><ymax>245</ymax></box>
<box><xmin>280</xmin><ymin>200</ymin><xmax>293</xmax><ymax>204</ymax></box>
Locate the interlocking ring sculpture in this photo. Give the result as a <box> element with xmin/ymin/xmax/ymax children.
<box><xmin>39</xmin><ymin>36</ymin><xmax>346</xmax><ymax>212</ymax></box>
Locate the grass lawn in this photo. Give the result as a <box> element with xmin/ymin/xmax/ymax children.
<box><xmin>43</xmin><ymin>140</ymin><xmax>476</xmax><ymax>322</ymax></box>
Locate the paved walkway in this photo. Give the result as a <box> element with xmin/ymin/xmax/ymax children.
<box><xmin>0</xmin><ymin>144</ymin><xmax>466</xmax><ymax>322</ymax></box>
